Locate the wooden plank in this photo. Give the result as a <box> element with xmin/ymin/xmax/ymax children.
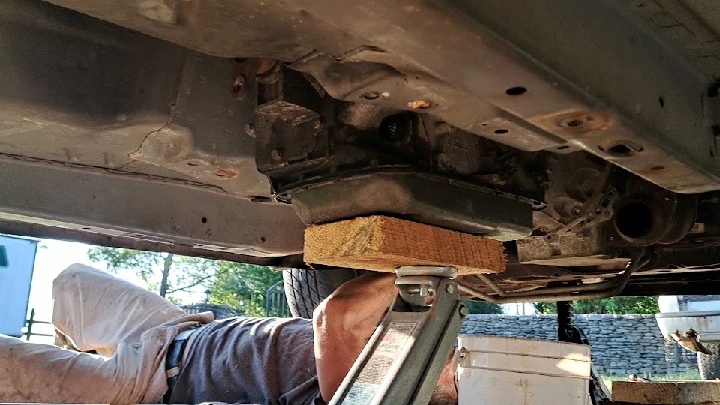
<box><xmin>304</xmin><ymin>216</ymin><xmax>506</xmax><ymax>274</ymax></box>
<box><xmin>612</xmin><ymin>381</ymin><xmax>720</xmax><ymax>405</ymax></box>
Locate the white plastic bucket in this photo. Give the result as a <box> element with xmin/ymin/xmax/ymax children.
<box><xmin>457</xmin><ymin>336</ymin><xmax>591</xmax><ymax>405</ymax></box>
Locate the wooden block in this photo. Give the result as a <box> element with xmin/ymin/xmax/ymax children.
<box><xmin>612</xmin><ymin>381</ymin><xmax>720</xmax><ymax>404</ymax></box>
<box><xmin>304</xmin><ymin>216</ymin><xmax>506</xmax><ymax>274</ymax></box>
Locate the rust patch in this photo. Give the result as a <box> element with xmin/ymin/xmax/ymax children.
<box><xmin>532</xmin><ymin>109</ymin><xmax>612</xmax><ymax>136</ymax></box>
<box><xmin>557</xmin><ymin>111</ymin><xmax>610</xmax><ymax>133</ymax></box>
<box><xmin>231</xmin><ymin>57</ymin><xmax>278</xmax><ymax>100</ymax></box>
<box><xmin>256</xmin><ymin>58</ymin><xmax>277</xmax><ymax>75</ymax></box>
<box><xmin>214</xmin><ymin>168</ymin><xmax>237</xmax><ymax>179</ymax></box>
<box><xmin>408</xmin><ymin>100</ymin><xmax>433</xmax><ymax>109</ymax></box>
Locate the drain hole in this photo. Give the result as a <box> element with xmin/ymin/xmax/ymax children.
<box><xmin>505</xmin><ymin>86</ymin><xmax>527</xmax><ymax>96</ymax></box>
<box><xmin>608</xmin><ymin>144</ymin><xmax>634</xmax><ymax>155</ymax></box>
<box><xmin>599</xmin><ymin>141</ymin><xmax>643</xmax><ymax>157</ymax></box>
<box><xmin>361</xmin><ymin>91</ymin><xmax>379</xmax><ymax>100</ymax></box>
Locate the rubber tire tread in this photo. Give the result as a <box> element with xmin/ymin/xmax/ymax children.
<box><xmin>283</xmin><ymin>268</ymin><xmax>365</xmax><ymax>318</ymax></box>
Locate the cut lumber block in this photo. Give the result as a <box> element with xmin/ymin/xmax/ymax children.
<box><xmin>612</xmin><ymin>380</ymin><xmax>720</xmax><ymax>404</ymax></box>
<box><xmin>304</xmin><ymin>215</ymin><xmax>506</xmax><ymax>274</ymax></box>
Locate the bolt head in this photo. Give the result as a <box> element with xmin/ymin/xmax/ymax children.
<box><xmin>270</xmin><ymin>149</ymin><xmax>283</xmax><ymax>161</ymax></box>
<box><xmin>445</xmin><ymin>284</ymin><xmax>455</xmax><ymax>294</ymax></box>
<box><xmin>459</xmin><ymin>306</ymin><xmax>468</xmax><ymax>317</ymax></box>
<box><xmin>231</xmin><ymin>75</ymin><xmax>246</xmax><ymax>99</ymax></box>
<box><xmin>244</xmin><ymin>123</ymin><xmax>256</xmax><ymax>137</ymax></box>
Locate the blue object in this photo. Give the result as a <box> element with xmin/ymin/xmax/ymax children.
<box><xmin>0</xmin><ymin>235</ymin><xmax>38</xmax><ymax>336</ymax></box>
<box><xmin>0</xmin><ymin>245</ymin><xmax>7</xmax><ymax>267</ymax></box>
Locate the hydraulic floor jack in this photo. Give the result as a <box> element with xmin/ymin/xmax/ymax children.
<box><xmin>330</xmin><ymin>266</ymin><xmax>467</xmax><ymax>405</ymax></box>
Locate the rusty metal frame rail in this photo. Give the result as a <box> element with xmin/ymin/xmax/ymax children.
<box><xmin>460</xmin><ymin>249</ymin><xmax>649</xmax><ymax>303</ymax></box>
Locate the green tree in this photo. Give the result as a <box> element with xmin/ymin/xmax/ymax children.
<box><xmin>463</xmin><ymin>300</ymin><xmax>503</xmax><ymax>314</ymax></box>
<box><xmin>207</xmin><ymin>263</ymin><xmax>283</xmax><ymax>316</ymax></box>
<box><xmin>88</xmin><ymin>248</ymin><xmax>221</xmax><ymax>300</ymax></box>
<box><xmin>534</xmin><ymin>296</ymin><xmax>659</xmax><ymax>314</ymax></box>
<box><xmin>87</xmin><ymin>247</ymin><xmax>282</xmax><ymax>315</ymax></box>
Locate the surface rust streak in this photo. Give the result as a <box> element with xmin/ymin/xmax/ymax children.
<box><xmin>0</xmin><ymin>152</ymin><xmax>225</xmax><ymax>192</ymax></box>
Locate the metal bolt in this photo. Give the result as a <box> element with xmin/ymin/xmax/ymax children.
<box><xmin>231</xmin><ymin>75</ymin><xmax>246</xmax><ymax>99</ymax></box>
<box><xmin>270</xmin><ymin>149</ymin><xmax>283</xmax><ymax>161</ymax></box>
<box><xmin>445</xmin><ymin>284</ymin><xmax>455</xmax><ymax>294</ymax></box>
<box><xmin>459</xmin><ymin>306</ymin><xmax>469</xmax><ymax>317</ymax></box>
<box><xmin>244</xmin><ymin>123</ymin><xmax>256</xmax><ymax>138</ymax></box>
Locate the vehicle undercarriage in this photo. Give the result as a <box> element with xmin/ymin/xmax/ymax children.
<box><xmin>3</xmin><ymin>0</ymin><xmax>720</xmax><ymax>302</ymax></box>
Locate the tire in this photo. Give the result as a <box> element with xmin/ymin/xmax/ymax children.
<box><xmin>283</xmin><ymin>268</ymin><xmax>366</xmax><ymax>318</ymax></box>
<box><xmin>698</xmin><ymin>342</ymin><xmax>720</xmax><ymax>380</ymax></box>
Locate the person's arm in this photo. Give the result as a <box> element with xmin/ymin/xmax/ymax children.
<box><xmin>312</xmin><ymin>273</ymin><xmax>398</xmax><ymax>402</ymax></box>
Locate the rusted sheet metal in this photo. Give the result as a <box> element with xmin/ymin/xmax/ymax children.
<box><xmin>46</xmin><ymin>0</ymin><xmax>720</xmax><ymax>192</ymax></box>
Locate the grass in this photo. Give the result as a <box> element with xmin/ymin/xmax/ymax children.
<box><xmin>600</xmin><ymin>369</ymin><xmax>701</xmax><ymax>391</ymax></box>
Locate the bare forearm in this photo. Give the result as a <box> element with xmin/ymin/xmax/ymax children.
<box><xmin>313</xmin><ymin>273</ymin><xmax>397</xmax><ymax>401</ymax></box>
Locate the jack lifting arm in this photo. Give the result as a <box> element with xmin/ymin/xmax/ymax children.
<box><xmin>329</xmin><ymin>266</ymin><xmax>467</xmax><ymax>405</ymax></box>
